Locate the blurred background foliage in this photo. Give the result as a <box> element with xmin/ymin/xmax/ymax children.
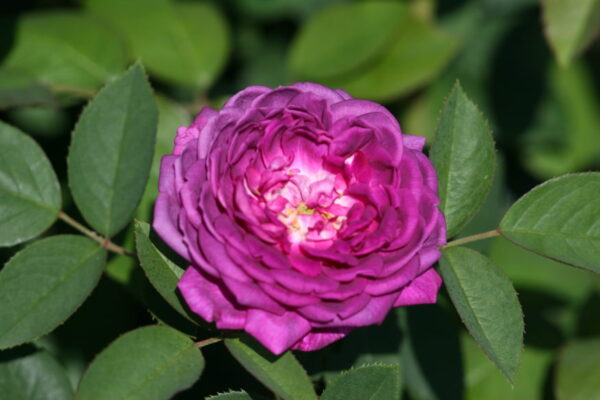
<box><xmin>0</xmin><ymin>0</ymin><xmax>599</xmax><ymax>399</ymax></box>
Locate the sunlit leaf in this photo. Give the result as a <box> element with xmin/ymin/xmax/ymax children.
<box><xmin>325</xmin><ymin>13</ymin><xmax>456</xmax><ymax>102</ymax></box>
<box><xmin>84</xmin><ymin>0</ymin><xmax>229</xmax><ymax>89</ymax></box>
<box><xmin>542</xmin><ymin>0</ymin><xmax>600</xmax><ymax>66</ymax></box>
<box><xmin>555</xmin><ymin>338</ymin><xmax>600</xmax><ymax>400</ymax></box>
<box><xmin>3</xmin><ymin>11</ymin><xmax>128</xmax><ymax>93</ymax></box>
<box><xmin>289</xmin><ymin>2</ymin><xmax>405</xmax><ymax>80</ymax></box>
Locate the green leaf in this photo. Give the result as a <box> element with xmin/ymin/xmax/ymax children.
<box><xmin>324</xmin><ymin>14</ymin><xmax>457</xmax><ymax>102</ymax></box>
<box><xmin>489</xmin><ymin>237</ymin><xmax>595</xmax><ymax>305</ymax></box>
<box><xmin>556</xmin><ymin>338</ymin><xmax>600</xmax><ymax>400</ymax></box>
<box><xmin>134</xmin><ymin>220</ymin><xmax>196</xmax><ymax>322</ymax></box>
<box><xmin>321</xmin><ymin>365</ymin><xmax>401</xmax><ymax>400</ymax></box>
<box><xmin>439</xmin><ymin>246</ymin><xmax>523</xmax><ymax>382</ymax></box>
<box><xmin>430</xmin><ymin>82</ymin><xmax>496</xmax><ymax>238</ymax></box>
<box><xmin>289</xmin><ymin>2</ymin><xmax>405</xmax><ymax>80</ymax></box>
<box><xmin>499</xmin><ymin>173</ymin><xmax>600</xmax><ymax>273</ymax></box>
<box><xmin>7</xmin><ymin>106</ymin><xmax>69</xmax><ymax>139</ymax></box>
<box><xmin>0</xmin><ymin>68</ymin><xmax>55</xmax><ymax>109</ymax></box>
<box><xmin>84</xmin><ymin>0</ymin><xmax>229</xmax><ymax>89</ymax></box>
<box><xmin>462</xmin><ymin>334</ymin><xmax>553</xmax><ymax>400</ymax></box>
<box><xmin>0</xmin><ymin>346</ymin><xmax>73</xmax><ymax>400</ymax></box>
<box><xmin>225</xmin><ymin>337</ymin><xmax>317</xmax><ymax>400</ymax></box>
<box><xmin>75</xmin><ymin>325</ymin><xmax>204</xmax><ymax>400</ymax></box>
<box><xmin>3</xmin><ymin>11</ymin><xmax>128</xmax><ymax>93</ymax></box>
<box><xmin>206</xmin><ymin>391</ymin><xmax>254</xmax><ymax>400</ymax></box>
<box><xmin>0</xmin><ymin>121</ymin><xmax>61</xmax><ymax>246</ymax></box>
<box><xmin>68</xmin><ymin>62</ymin><xmax>157</xmax><ymax>237</ymax></box>
<box><xmin>523</xmin><ymin>62</ymin><xmax>600</xmax><ymax>179</ymax></box>
<box><xmin>0</xmin><ymin>235</ymin><xmax>106</xmax><ymax>349</ymax></box>
<box><xmin>542</xmin><ymin>0</ymin><xmax>600</xmax><ymax>66</ymax></box>
<box><xmin>105</xmin><ymin>97</ymin><xmax>190</xmax><ymax>287</ymax></box>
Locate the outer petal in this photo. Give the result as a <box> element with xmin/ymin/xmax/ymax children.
<box><xmin>291</xmin><ymin>82</ymin><xmax>351</xmax><ymax>104</ymax></box>
<box><xmin>393</xmin><ymin>269</ymin><xmax>442</xmax><ymax>307</ymax></box>
<box><xmin>178</xmin><ymin>267</ymin><xmax>247</xmax><ymax>329</ymax></box>
<box><xmin>291</xmin><ymin>327</ymin><xmax>353</xmax><ymax>351</ymax></box>
<box><xmin>245</xmin><ymin>310</ymin><xmax>312</xmax><ymax>355</ymax></box>
<box><xmin>222</xmin><ymin>86</ymin><xmax>271</xmax><ymax>110</ymax></box>
<box><xmin>153</xmin><ymin>193</ymin><xmax>188</xmax><ymax>260</ymax></box>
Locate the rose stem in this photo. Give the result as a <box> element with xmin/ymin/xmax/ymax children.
<box><xmin>46</xmin><ymin>82</ymin><xmax>95</xmax><ymax>99</ymax></box>
<box><xmin>194</xmin><ymin>337</ymin><xmax>222</xmax><ymax>348</ymax></box>
<box><xmin>441</xmin><ymin>229</ymin><xmax>501</xmax><ymax>249</ymax></box>
<box><xmin>58</xmin><ymin>211</ymin><xmax>136</xmax><ymax>257</ymax></box>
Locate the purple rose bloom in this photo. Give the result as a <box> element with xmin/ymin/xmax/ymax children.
<box><xmin>154</xmin><ymin>83</ymin><xmax>446</xmax><ymax>354</ymax></box>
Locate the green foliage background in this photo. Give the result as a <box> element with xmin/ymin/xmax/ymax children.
<box><xmin>0</xmin><ymin>0</ymin><xmax>599</xmax><ymax>399</ymax></box>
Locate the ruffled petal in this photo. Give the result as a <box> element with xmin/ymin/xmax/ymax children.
<box><xmin>178</xmin><ymin>267</ymin><xmax>246</xmax><ymax>329</ymax></box>
<box><xmin>393</xmin><ymin>269</ymin><xmax>442</xmax><ymax>307</ymax></box>
<box><xmin>245</xmin><ymin>310</ymin><xmax>311</xmax><ymax>355</ymax></box>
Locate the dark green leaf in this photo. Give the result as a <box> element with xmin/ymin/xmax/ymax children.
<box><xmin>440</xmin><ymin>246</ymin><xmax>523</xmax><ymax>381</ymax></box>
<box><xmin>68</xmin><ymin>62</ymin><xmax>157</xmax><ymax>237</ymax></box>
<box><xmin>0</xmin><ymin>235</ymin><xmax>105</xmax><ymax>349</ymax></box>
<box><xmin>324</xmin><ymin>14</ymin><xmax>457</xmax><ymax>102</ymax></box>
<box><xmin>206</xmin><ymin>391</ymin><xmax>254</xmax><ymax>400</ymax></box>
<box><xmin>0</xmin><ymin>346</ymin><xmax>73</xmax><ymax>400</ymax></box>
<box><xmin>225</xmin><ymin>337</ymin><xmax>317</xmax><ymax>400</ymax></box>
<box><xmin>430</xmin><ymin>82</ymin><xmax>496</xmax><ymax>238</ymax></box>
<box><xmin>289</xmin><ymin>2</ymin><xmax>405</xmax><ymax>80</ymax></box>
<box><xmin>3</xmin><ymin>11</ymin><xmax>128</xmax><ymax>93</ymax></box>
<box><xmin>0</xmin><ymin>68</ymin><xmax>55</xmax><ymax>109</ymax></box>
<box><xmin>75</xmin><ymin>325</ymin><xmax>204</xmax><ymax>400</ymax></box>
<box><xmin>499</xmin><ymin>173</ymin><xmax>600</xmax><ymax>273</ymax></box>
<box><xmin>542</xmin><ymin>0</ymin><xmax>600</xmax><ymax>66</ymax></box>
<box><xmin>321</xmin><ymin>365</ymin><xmax>401</xmax><ymax>400</ymax></box>
<box><xmin>134</xmin><ymin>220</ymin><xmax>195</xmax><ymax>322</ymax></box>
<box><xmin>0</xmin><ymin>121</ymin><xmax>61</xmax><ymax>246</ymax></box>
<box><xmin>84</xmin><ymin>0</ymin><xmax>229</xmax><ymax>89</ymax></box>
<box><xmin>555</xmin><ymin>338</ymin><xmax>600</xmax><ymax>400</ymax></box>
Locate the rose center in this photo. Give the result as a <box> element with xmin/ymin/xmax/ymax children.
<box><xmin>268</xmin><ymin>169</ymin><xmax>353</xmax><ymax>245</ymax></box>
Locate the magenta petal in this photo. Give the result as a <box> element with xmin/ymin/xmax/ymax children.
<box><xmin>222</xmin><ymin>86</ymin><xmax>271</xmax><ymax>110</ymax></box>
<box><xmin>222</xmin><ymin>276</ymin><xmax>286</xmax><ymax>315</ymax></box>
<box><xmin>291</xmin><ymin>328</ymin><xmax>353</xmax><ymax>351</ymax></box>
<box><xmin>365</xmin><ymin>257</ymin><xmax>420</xmax><ymax>296</ymax></box>
<box><xmin>402</xmin><ymin>134</ymin><xmax>426</xmax><ymax>151</ymax></box>
<box><xmin>153</xmin><ymin>193</ymin><xmax>188</xmax><ymax>260</ymax></box>
<box><xmin>261</xmin><ymin>282</ymin><xmax>320</xmax><ymax>307</ymax></box>
<box><xmin>330</xmin><ymin>99</ymin><xmax>400</xmax><ymax>132</ymax></box>
<box><xmin>245</xmin><ymin>310</ymin><xmax>311</xmax><ymax>355</ymax></box>
<box><xmin>291</xmin><ymin>82</ymin><xmax>350</xmax><ymax>104</ymax></box>
<box><xmin>394</xmin><ymin>269</ymin><xmax>442</xmax><ymax>307</ymax></box>
<box><xmin>320</xmin><ymin>292</ymin><xmax>398</xmax><ymax>328</ymax></box>
<box><xmin>178</xmin><ymin>267</ymin><xmax>246</xmax><ymax>329</ymax></box>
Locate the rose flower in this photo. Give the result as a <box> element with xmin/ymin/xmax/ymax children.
<box><xmin>154</xmin><ymin>83</ymin><xmax>446</xmax><ymax>354</ymax></box>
